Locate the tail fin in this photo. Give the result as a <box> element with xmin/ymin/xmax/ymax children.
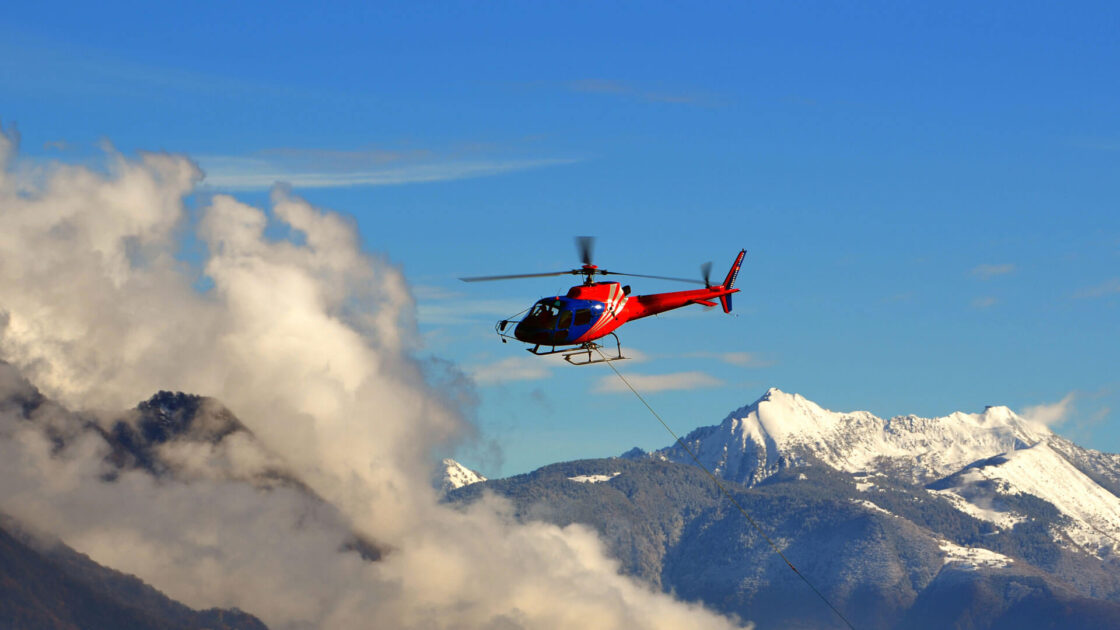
<box><xmin>719</xmin><ymin>249</ymin><xmax>746</xmax><ymax>313</ymax></box>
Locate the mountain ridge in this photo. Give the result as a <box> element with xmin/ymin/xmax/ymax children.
<box><xmin>6</xmin><ymin>359</ymin><xmax>1120</xmax><ymax>630</ymax></box>
<box><xmin>652</xmin><ymin>387</ymin><xmax>1120</xmax><ymax>558</ymax></box>
<box><xmin>451</xmin><ymin>386</ymin><xmax>1120</xmax><ymax>629</ymax></box>
<box><xmin>0</xmin><ymin>513</ymin><xmax>267</xmax><ymax>630</ymax></box>
<box><xmin>657</xmin><ymin>387</ymin><xmax>1053</xmax><ymax>485</ymax></box>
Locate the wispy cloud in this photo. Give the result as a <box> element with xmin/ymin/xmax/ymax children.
<box><xmin>0</xmin><ymin>29</ymin><xmax>305</xmax><ymax>104</ymax></box>
<box><xmin>595</xmin><ymin>371</ymin><xmax>723</xmax><ymax>394</ymax></box>
<box><xmin>971</xmin><ymin>263</ymin><xmax>1015</xmax><ymax>278</ymax></box>
<box><xmin>972</xmin><ymin>296</ymin><xmax>998</xmax><ymax>309</ymax></box>
<box><xmin>1084</xmin><ymin>406</ymin><xmax>1111</xmax><ymax>430</ymax></box>
<box><xmin>1020</xmin><ymin>392</ymin><xmax>1076</xmax><ymax>427</ymax></box>
<box><xmin>256</xmin><ymin>146</ymin><xmax>430</xmax><ymax>167</ymax></box>
<box><xmin>468</xmin><ymin>356</ymin><xmax>554</xmax><ymax>385</ymax></box>
<box><xmin>1074</xmin><ymin>278</ymin><xmax>1120</xmax><ymax>299</ymax></box>
<box><xmin>198</xmin><ymin>154</ymin><xmax>577</xmax><ymax>191</ymax></box>
<box><xmin>466</xmin><ymin>346</ymin><xmax>649</xmax><ymax>385</ymax></box>
<box><xmin>416</xmin><ymin>296</ymin><xmax>530</xmax><ymax>326</ymax></box>
<box><xmin>620</xmin><ymin>347</ymin><xmax>650</xmax><ymax>363</ymax></box>
<box><xmin>43</xmin><ymin>139</ymin><xmax>73</xmax><ymax>151</ymax></box>
<box><xmin>411</xmin><ymin>285</ymin><xmax>463</xmax><ymax>301</ymax></box>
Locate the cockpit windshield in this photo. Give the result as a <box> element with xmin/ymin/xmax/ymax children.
<box><xmin>523</xmin><ymin>300</ymin><xmax>562</xmax><ymax>329</ymax></box>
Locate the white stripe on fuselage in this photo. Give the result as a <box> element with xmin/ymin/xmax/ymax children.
<box><xmin>585</xmin><ymin>284</ymin><xmax>627</xmax><ymax>338</ymax></box>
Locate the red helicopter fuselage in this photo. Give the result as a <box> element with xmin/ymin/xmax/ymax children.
<box><xmin>511</xmin><ymin>250</ymin><xmax>745</xmax><ymax>348</ymax></box>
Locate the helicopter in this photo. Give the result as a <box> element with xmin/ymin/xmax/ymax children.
<box><xmin>461</xmin><ymin>237</ymin><xmax>746</xmax><ymax>365</ymax></box>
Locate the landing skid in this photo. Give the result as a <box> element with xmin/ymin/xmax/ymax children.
<box><xmin>528</xmin><ymin>333</ymin><xmax>627</xmax><ymax>366</ymax></box>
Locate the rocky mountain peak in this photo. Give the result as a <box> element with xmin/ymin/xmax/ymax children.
<box><xmin>659</xmin><ymin>388</ymin><xmax>1056</xmax><ymax>487</ymax></box>
<box><xmin>437</xmin><ymin>458</ymin><xmax>487</xmax><ymax>494</ymax></box>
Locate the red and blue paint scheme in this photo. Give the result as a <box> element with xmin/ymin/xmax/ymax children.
<box><xmin>484</xmin><ymin>249</ymin><xmax>746</xmax><ymax>364</ymax></box>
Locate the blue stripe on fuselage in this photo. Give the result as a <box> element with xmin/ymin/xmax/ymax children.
<box><xmin>513</xmin><ymin>297</ymin><xmax>604</xmax><ymax>346</ymax></box>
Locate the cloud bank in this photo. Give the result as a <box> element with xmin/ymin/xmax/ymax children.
<box><xmin>0</xmin><ymin>124</ymin><xmax>743</xmax><ymax>630</ymax></box>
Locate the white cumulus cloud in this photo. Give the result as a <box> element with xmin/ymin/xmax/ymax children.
<box><xmin>0</xmin><ymin>124</ymin><xmax>745</xmax><ymax>630</ymax></box>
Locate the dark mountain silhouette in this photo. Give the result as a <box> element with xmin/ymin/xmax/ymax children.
<box><xmin>0</xmin><ymin>515</ymin><xmax>266</xmax><ymax>630</ymax></box>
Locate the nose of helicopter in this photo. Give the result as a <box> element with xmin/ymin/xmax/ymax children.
<box><xmin>513</xmin><ymin>322</ymin><xmax>558</xmax><ymax>345</ymax></box>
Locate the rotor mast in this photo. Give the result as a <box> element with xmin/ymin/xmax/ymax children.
<box><xmin>580</xmin><ymin>264</ymin><xmax>598</xmax><ymax>285</ymax></box>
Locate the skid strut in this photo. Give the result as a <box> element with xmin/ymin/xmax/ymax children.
<box><xmin>526</xmin><ymin>333</ymin><xmax>626</xmax><ymax>366</ymax></box>
<box><xmin>494</xmin><ymin>313</ymin><xmax>625</xmax><ymax>366</ymax></box>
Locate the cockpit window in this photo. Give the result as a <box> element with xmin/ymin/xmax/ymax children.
<box><xmin>573</xmin><ymin>308</ymin><xmax>591</xmax><ymax>326</ymax></box>
<box><xmin>523</xmin><ymin>301</ymin><xmax>561</xmax><ymax>328</ymax></box>
<box><xmin>557</xmin><ymin>309</ymin><xmax>572</xmax><ymax>330</ymax></box>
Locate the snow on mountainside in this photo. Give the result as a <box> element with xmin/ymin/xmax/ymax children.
<box><xmin>454</xmin><ymin>389</ymin><xmax>1120</xmax><ymax>628</ymax></box>
<box><xmin>937</xmin><ymin>539</ymin><xmax>1014</xmax><ymax>570</ymax></box>
<box><xmin>569</xmin><ymin>472</ymin><xmax>621</xmax><ymax>484</ymax></box>
<box><xmin>655</xmin><ymin>387</ymin><xmax>1120</xmax><ymax>555</ymax></box>
<box><xmin>439</xmin><ymin>458</ymin><xmax>486</xmax><ymax>493</ymax></box>
<box><xmin>1047</xmin><ymin>435</ymin><xmax>1120</xmax><ymax>498</ymax></box>
<box><xmin>452</xmin><ymin>455</ymin><xmax>1120</xmax><ymax>629</ymax></box>
<box><xmin>658</xmin><ymin>387</ymin><xmax>1049</xmax><ymax>486</ymax></box>
<box><xmin>930</xmin><ymin>443</ymin><xmax>1120</xmax><ymax>556</ymax></box>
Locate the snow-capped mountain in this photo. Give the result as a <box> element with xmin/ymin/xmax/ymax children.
<box><xmin>654</xmin><ymin>387</ymin><xmax>1120</xmax><ymax>557</ymax></box>
<box><xmin>453</xmin><ymin>388</ymin><xmax>1120</xmax><ymax>628</ymax></box>
<box><xmin>438</xmin><ymin>458</ymin><xmax>487</xmax><ymax>493</ymax></box>
<box><xmin>455</xmin><ymin>451</ymin><xmax>1120</xmax><ymax>629</ymax></box>
<box><xmin>657</xmin><ymin>388</ymin><xmax>1049</xmax><ymax>485</ymax></box>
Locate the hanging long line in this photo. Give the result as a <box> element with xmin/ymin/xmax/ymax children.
<box><xmin>595</xmin><ymin>348</ymin><xmax>857</xmax><ymax>630</ymax></box>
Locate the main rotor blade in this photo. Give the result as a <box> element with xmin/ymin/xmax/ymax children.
<box><xmin>576</xmin><ymin>236</ymin><xmax>595</xmax><ymax>266</ymax></box>
<box><xmin>600</xmin><ymin>270</ymin><xmax>706</xmax><ymax>285</ymax></box>
<box><xmin>461</xmin><ymin>265</ymin><xmax>705</xmax><ymax>285</ymax></box>
<box><xmin>459</xmin><ymin>270</ymin><xmax>579</xmax><ymax>282</ymax></box>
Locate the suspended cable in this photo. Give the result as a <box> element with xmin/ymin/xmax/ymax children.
<box><xmin>595</xmin><ymin>349</ymin><xmax>857</xmax><ymax>630</ymax></box>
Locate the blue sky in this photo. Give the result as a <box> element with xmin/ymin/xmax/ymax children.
<box><xmin>3</xmin><ymin>2</ymin><xmax>1118</xmax><ymax>476</ymax></box>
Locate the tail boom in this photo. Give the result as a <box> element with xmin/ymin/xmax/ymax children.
<box><xmin>612</xmin><ymin>249</ymin><xmax>746</xmax><ymax>323</ymax></box>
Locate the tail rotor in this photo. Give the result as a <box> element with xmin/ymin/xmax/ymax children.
<box><xmin>701</xmin><ymin>261</ymin><xmax>713</xmax><ymax>288</ymax></box>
